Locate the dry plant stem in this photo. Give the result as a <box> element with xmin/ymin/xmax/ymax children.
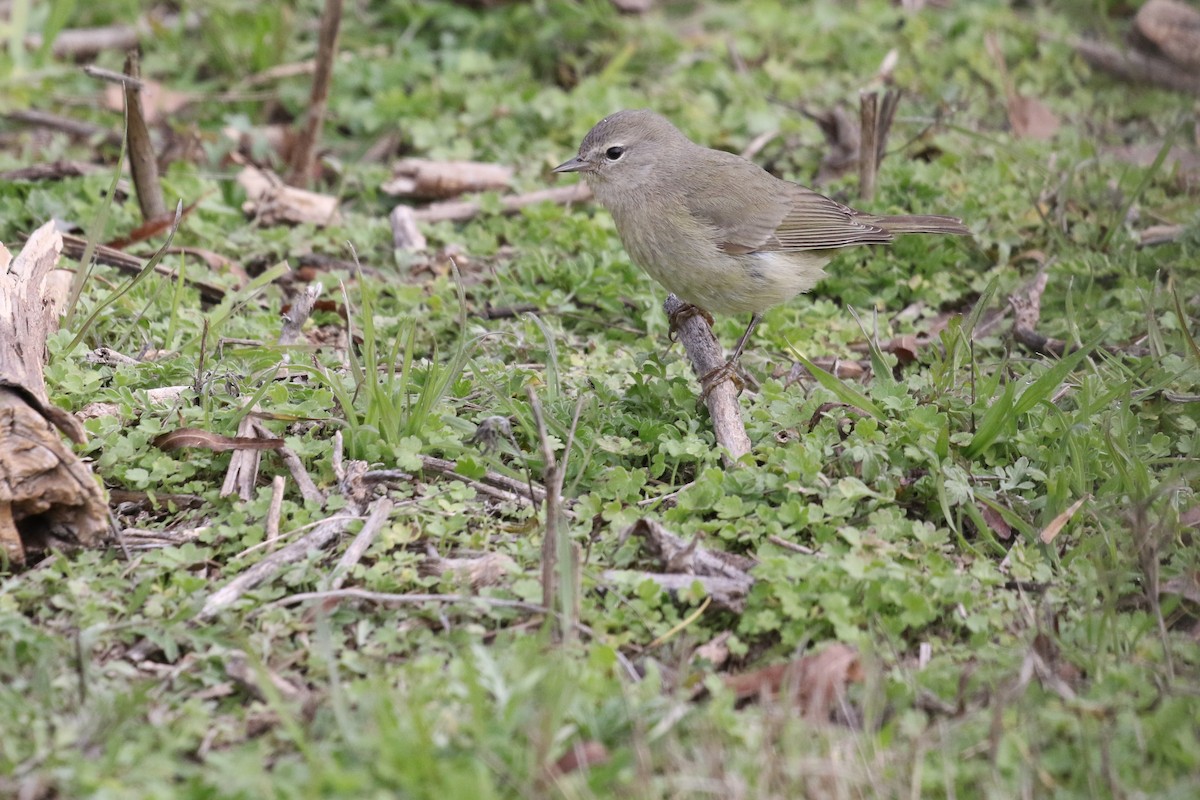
<box><xmin>662</xmin><ymin>294</ymin><xmax>751</xmax><ymax>464</ymax></box>
<box><xmin>120</xmin><ymin>51</ymin><xmax>167</xmax><ymax>221</ymax></box>
<box><xmin>413</xmin><ymin>183</ymin><xmax>592</xmax><ymax>223</ymax></box>
<box><xmin>329</xmin><ymin>497</ymin><xmax>393</xmax><ymax>590</ymax></box>
<box><xmin>858</xmin><ymin>91</ymin><xmax>879</xmax><ymax>202</ymax></box>
<box><xmin>526</xmin><ymin>388</ymin><xmax>578</xmax><ymax>643</ymax></box>
<box><xmin>287</xmin><ymin>0</ymin><xmax>344</xmax><ymax>185</ymax></box>
<box><xmin>1073</xmin><ymin>37</ymin><xmax>1200</xmax><ymax>98</ymax></box>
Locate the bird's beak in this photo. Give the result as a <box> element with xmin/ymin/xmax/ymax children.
<box><xmin>553</xmin><ymin>156</ymin><xmax>588</xmax><ymax>174</ymax></box>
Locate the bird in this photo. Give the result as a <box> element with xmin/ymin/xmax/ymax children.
<box><xmin>553</xmin><ymin>109</ymin><xmax>970</xmax><ymax>391</ymax></box>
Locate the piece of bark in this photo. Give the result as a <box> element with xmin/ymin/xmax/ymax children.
<box><xmin>602</xmin><ymin>570</ymin><xmax>751</xmax><ymax>613</ymax></box>
<box><xmin>382</xmin><ymin>158</ymin><xmax>513</xmax><ymax>199</ymax></box>
<box><xmin>286</xmin><ymin>0</ymin><xmax>344</xmax><ymax>186</ymax></box>
<box><xmin>1133</xmin><ymin>0</ymin><xmax>1200</xmax><ymax>71</ymax></box>
<box><xmin>1074</xmin><ymin>36</ymin><xmax>1200</xmax><ymax>98</ymax></box>
<box><xmin>0</xmin><ymin>223</ymin><xmax>109</xmax><ymax>564</ymax></box>
<box><xmin>662</xmin><ymin>294</ymin><xmax>752</xmax><ymax>464</ymax></box>
<box><xmin>413</xmin><ymin>183</ymin><xmax>592</xmax><ymax>223</ymax></box>
<box><xmin>390</xmin><ymin>205</ymin><xmax>427</xmax><ymax>252</ymax></box>
<box><xmin>238</xmin><ymin>165</ymin><xmax>341</xmax><ymax>227</ymax></box>
<box><xmin>620</xmin><ymin>518</ymin><xmax>756</xmax><ymax>582</ymax></box>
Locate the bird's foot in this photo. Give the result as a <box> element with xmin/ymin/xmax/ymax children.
<box><xmin>668</xmin><ymin>302</ymin><xmax>715</xmax><ymax>342</ymax></box>
<box><xmin>699</xmin><ymin>358</ymin><xmax>746</xmax><ymax>401</ymax></box>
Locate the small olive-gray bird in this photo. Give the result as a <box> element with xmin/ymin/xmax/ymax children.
<box><xmin>554</xmin><ymin>109</ymin><xmax>969</xmax><ymax>387</ymax></box>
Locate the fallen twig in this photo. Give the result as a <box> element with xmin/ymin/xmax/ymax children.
<box><xmin>412</xmin><ymin>183</ymin><xmax>592</xmax><ymax>224</ymax></box>
<box><xmin>1074</xmin><ymin>36</ymin><xmax>1200</xmax><ymax>98</ymax></box>
<box><xmin>662</xmin><ymin>294</ymin><xmax>752</xmax><ymax>464</ymax></box>
<box><xmin>382</xmin><ymin>158</ymin><xmax>513</xmax><ymax>199</ymax></box>
<box><xmin>328</xmin><ymin>497</ymin><xmax>393</xmax><ymax>589</ymax></box>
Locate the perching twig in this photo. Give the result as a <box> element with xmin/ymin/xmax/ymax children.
<box><xmin>662</xmin><ymin>294</ymin><xmax>751</xmax><ymax>464</ymax></box>
<box><xmin>287</xmin><ymin>0</ymin><xmax>344</xmax><ymax>185</ymax></box>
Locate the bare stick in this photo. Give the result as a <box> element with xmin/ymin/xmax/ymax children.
<box><xmin>662</xmin><ymin>294</ymin><xmax>751</xmax><ymax>464</ymax></box>
<box><xmin>858</xmin><ymin>91</ymin><xmax>879</xmax><ymax>202</ymax></box>
<box><xmin>287</xmin><ymin>0</ymin><xmax>344</xmax><ymax>185</ymax></box>
<box><xmin>329</xmin><ymin>497</ymin><xmax>393</xmax><ymax>590</ymax></box>
<box><xmin>413</xmin><ymin>183</ymin><xmax>592</xmax><ymax>223</ymax></box>
<box><xmin>198</xmin><ymin>511</ymin><xmax>357</xmax><ymax>621</ymax></box>
<box><xmin>120</xmin><ymin>51</ymin><xmax>166</xmax><ymax>222</ymax></box>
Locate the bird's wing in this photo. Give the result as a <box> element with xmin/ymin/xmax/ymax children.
<box><xmin>681</xmin><ymin>163</ymin><xmax>793</xmax><ymax>255</ymax></box>
<box><xmin>765</xmin><ymin>186</ymin><xmax>894</xmax><ymax>251</ymax></box>
<box><xmin>683</xmin><ymin>156</ymin><xmax>893</xmax><ymax>254</ymax></box>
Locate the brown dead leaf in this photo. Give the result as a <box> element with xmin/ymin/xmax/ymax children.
<box><xmin>724</xmin><ymin>644</ymin><xmax>863</xmax><ymax>721</ymax></box>
<box><xmin>550</xmin><ymin>740</ymin><xmax>611</xmax><ymax>776</ymax></box>
<box><xmin>979</xmin><ymin>502</ymin><xmax>1013</xmax><ymax>541</ymax></box>
<box><xmin>1007</xmin><ymin>95</ymin><xmax>1061</xmax><ymax>141</ymax></box>
<box><xmin>153</xmin><ymin>428</ymin><xmax>287</xmax><ymax>453</ymax></box>
<box><xmin>1040</xmin><ymin>494</ymin><xmax>1090</xmax><ymax>544</ymax></box>
<box><xmin>986</xmin><ymin>33</ymin><xmax>1061</xmax><ymax>141</ymax></box>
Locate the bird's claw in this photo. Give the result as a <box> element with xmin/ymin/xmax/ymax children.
<box><xmin>668</xmin><ymin>302</ymin><xmax>715</xmax><ymax>342</ymax></box>
<box><xmin>698</xmin><ymin>360</ymin><xmax>745</xmax><ymax>401</ymax></box>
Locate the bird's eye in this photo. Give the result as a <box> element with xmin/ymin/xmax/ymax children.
<box><xmin>605</xmin><ymin>146</ymin><xmax>625</xmax><ymax>161</ymax></box>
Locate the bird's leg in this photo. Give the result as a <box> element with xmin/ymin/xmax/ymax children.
<box><xmin>667</xmin><ymin>301</ymin><xmax>715</xmax><ymax>342</ymax></box>
<box><xmin>699</xmin><ymin>313</ymin><xmax>763</xmax><ymax>399</ymax></box>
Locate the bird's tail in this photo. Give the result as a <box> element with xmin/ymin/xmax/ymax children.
<box><xmin>865</xmin><ymin>214</ymin><xmax>971</xmax><ymax>236</ymax></box>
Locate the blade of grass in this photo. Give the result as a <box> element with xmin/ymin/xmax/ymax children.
<box><xmin>65</xmin><ymin>200</ymin><xmax>182</xmax><ymax>353</ymax></box>
<box><xmin>788</xmin><ymin>348</ymin><xmax>884</xmax><ymax>421</ymax></box>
